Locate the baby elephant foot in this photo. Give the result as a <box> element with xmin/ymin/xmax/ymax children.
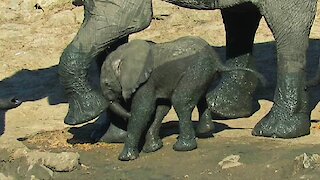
<box><xmin>173</xmin><ymin>137</ymin><xmax>197</xmax><ymax>151</ymax></box>
<box><xmin>252</xmin><ymin>106</ymin><xmax>310</xmax><ymax>138</ymax></box>
<box><xmin>196</xmin><ymin>109</ymin><xmax>215</xmax><ymax>136</ymax></box>
<box><xmin>196</xmin><ymin>120</ymin><xmax>215</xmax><ymax>136</ymax></box>
<box><xmin>142</xmin><ymin>138</ymin><xmax>163</xmax><ymax>153</ymax></box>
<box><xmin>118</xmin><ymin>147</ymin><xmax>139</xmax><ymax>161</ymax></box>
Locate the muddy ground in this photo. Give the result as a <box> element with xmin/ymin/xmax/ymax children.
<box><xmin>1</xmin><ymin>0</ymin><xmax>320</xmax><ymax>179</ymax></box>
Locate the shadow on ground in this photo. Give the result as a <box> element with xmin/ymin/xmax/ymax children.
<box><xmin>1</xmin><ymin>39</ymin><xmax>320</xmax><ymax>138</ymax></box>
<box><xmin>66</xmin><ymin>118</ymin><xmax>243</xmax><ymax>145</ymax></box>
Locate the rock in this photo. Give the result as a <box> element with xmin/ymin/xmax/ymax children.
<box><xmin>294</xmin><ymin>153</ymin><xmax>320</xmax><ymax>171</ymax></box>
<box><xmin>12</xmin><ymin>148</ymin><xmax>29</xmax><ymax>160</ymax></box>
<box><xmin>47</xmin><ymin>10</ymin><xmax>76</xmax><ymax>26</ymax></box>
<box><xmin>218</xmin><ymin>154</ymin><xmax>243</xmax><ymax>169</ymax></box>
<box><xmin>26</xmin><ymin>164</ymin><xmax>53</xmax><ymax>180</ymax></box>
<box><xmin>0</xmin><ymin>173</ymin><xmax>14</xmax><ymax>180</ymax></box>
<box><xmin>42</xmin><ymin>152</ymin><xmax>80</xmax><ymax>172</ymax></box>
<box><xmin>27</xmin><ymin>151</ymin><xmax>80</xmax><ymax>172</ymax></box>
<box><xmin>0</xmin><ymin>137</ymin><xmax>29</xmax><ymax>153</ymax></box>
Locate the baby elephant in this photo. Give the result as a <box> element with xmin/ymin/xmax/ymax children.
<box><xmin>100</xmin><ymin>36</ymin><xmax>265</xmax><ymax>161</ymax></box>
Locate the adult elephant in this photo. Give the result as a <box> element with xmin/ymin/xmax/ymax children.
<box><xmin>159</xmin><ymin>0</ymin><xmax>316</xmax><ymax>138</ymax></box>
<box><xmin>64</xmin><ymin>0</ymin><xmax>317</xmax><ymax>139</ymax></box>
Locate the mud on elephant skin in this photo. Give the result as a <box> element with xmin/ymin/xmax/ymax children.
<box><xmin>98</xmin><ymin>36</ymin><xmax>265</xmax><ymax>161</ymax></box>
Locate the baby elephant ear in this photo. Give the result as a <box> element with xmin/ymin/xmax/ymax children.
<box><xmin>119</xmin><ymin>40</ymin><xmax>154</xmax><ymax>100</ymax></box>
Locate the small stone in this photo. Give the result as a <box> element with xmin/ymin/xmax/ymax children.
<box><xmin>43</xmin><ymin>152</ymin><xmax>80</xmax><ymax>172</ymax></box>
<box><xmin>27</xmin><ymin>151</ymin><xmax>80</xmax><ymax>172</ymax></box>
<box><xmin>294</xmin><ymin>153</ymin><xmax>320</xmax><ymax>170</ymax></box>
<box><xmin>12</xmin><ymin>148</ymin><xmax>29</xmax><ymax>160</ymax></box>
<box><xmin>218</xmin><ymin>154</ymin><xmax>243</xmax><ymax>169</ymax></box>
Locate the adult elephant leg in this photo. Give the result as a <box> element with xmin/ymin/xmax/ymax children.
<box><xmin>91</xmin><ymin>36</ymin><xmax>129</xmax><ymax>143</ymax></box>
<box><xmin>60</xmin><ymin>0</ymin><xmax>152</xmax><ymax>125</ymax></box>
<box><xmin>206</xmin><ymin>6</ymin><xmax>262</xmax><ymax>118</ymax></box>
<box><xmin>252</xmin><ymin>0</ymin><xmax>316</xmax><ymax>138</ymax></box>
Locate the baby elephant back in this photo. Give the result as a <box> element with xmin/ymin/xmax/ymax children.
<box><xmin>152</xmin><ymin>36</ymin><xmax>216</xmax><ymax>67</ymax></box>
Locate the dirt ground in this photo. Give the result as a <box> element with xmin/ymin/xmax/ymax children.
<box><xmin>2</xmin><ymin>0</ymin><xmax>320</xmax><ymax>179</ymax></box>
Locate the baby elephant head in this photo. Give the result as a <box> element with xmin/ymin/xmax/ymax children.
<box><xmin>100</xmin><ymin>40</ymin><xmax>154</xmax><ymax>118</ymax></box>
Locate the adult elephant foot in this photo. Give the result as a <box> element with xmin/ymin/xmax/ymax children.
<box><xmin>252</xmin><ymin>105</ymin><xmax>310</xmax><ymax>138</ymax></box>
<box><xmin>252</xmin><ymin>71</ymin><xmax>311</xmax><ymax>138</ymax></box>
<box><xmin>252</xmin><ymin>71</ymin><xmax>310</xmax><ymax>138</ymax></box>
<box><xmin>206</xmin><ymin>54</ymin><xmax>259</xmax><ymax>118</ymax></box>
<box><xmin>0</xmin><ymin>97</ymin><xmax>22</xmax><ymax>110</ymax></box>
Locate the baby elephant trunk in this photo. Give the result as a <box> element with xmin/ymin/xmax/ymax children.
<box><xmin>219</xmin><ymin>65</ymin><xmax>267</xmax><ymax>87</ymax></box>
<box><xmin>109</xmin><ymin>101</ymin><xmax>131</xmax><ymax>119</ymax></box>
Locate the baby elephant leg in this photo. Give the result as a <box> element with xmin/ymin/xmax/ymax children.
<box><xmin>119</xmin><ymin>84</ymin><xmax>156</xmax><ymax>161</ymax></box>
<box><xmin>171</xmin><ymin>58</ymin><xmax>214</xmax><ymax>151</ymax></box>
<box><xmin>196</xmin><ymin>98</ymin><xmax>215</xmax><ymax>136</ymax></box>
<box><xmin>143</xmin><ymin>102</ymin><xmax>171</xmax><ymax>153</ymax></box>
